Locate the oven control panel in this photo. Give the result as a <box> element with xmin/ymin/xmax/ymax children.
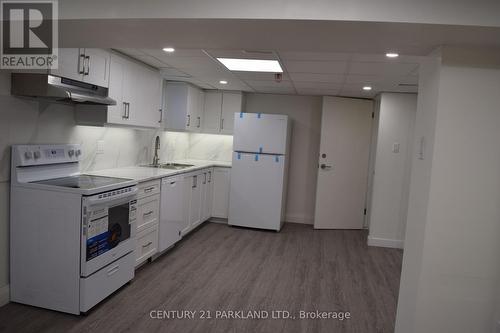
<box><xmin>13</xmin><ymin>144</ymin><xmax>82</xmax><ymax>166</ymax></box>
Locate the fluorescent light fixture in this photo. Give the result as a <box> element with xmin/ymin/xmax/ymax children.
<box><xmin>217</xmin><ymin>58</ymin><xmax>283</xmax><ymax>73</ymax></box>
<box><xmin>219</xmin><ymin>80</ymin><xmax>228</xmax><ymax>85</ymax></box>
<box><xmin>163</xmin><ymin>47</ymin><xmax>175</xmax><ymax>53</ymax></box>
<box><xmin>363</xmin><ymin>86</ymin><xmax>372</xmax><ymax>91</ymax></box>
<box><xmin>386</xmin><ymin>52</ymin><xmax>399</xmax><ymax>58</ymax></box>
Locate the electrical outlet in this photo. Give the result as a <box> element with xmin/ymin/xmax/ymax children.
<box><xmin>96</xmin><ymin>140</ymin><xmax>105</xmax><ymax>154</ymax></box>
<box><xmin>392</xmin><ymin>142</ymin><xmax>400</xmax><ymax>153</ymax></box>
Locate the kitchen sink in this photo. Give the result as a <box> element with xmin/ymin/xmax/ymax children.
<box><xmin>140</xmin><ymin>163</ymin><xmax>194</xmax><ymax>170</ymax></box>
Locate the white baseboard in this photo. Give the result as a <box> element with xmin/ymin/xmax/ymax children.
<box><xmin>208</xmin><ymin>217</ymin><xmax>228</xmax><ymax>224</ymax></box>
<box><xmin>367</xmin><ymin>236</ymin><xmax>404</xmax><ymax>249</ymax></box>
<box><xmin>284</xmin><ymin>214</ymin><xmax>314</xmax><ymax>225</ymax></box>
<box><xmin>0</xmin><ymin>284</ymin><xmax>9</xmax><ymax>307</ymax></box>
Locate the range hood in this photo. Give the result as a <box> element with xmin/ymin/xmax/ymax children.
<box><xmin>11</xmin><ymin>73</ymin><xmax>116</xmax><ymax>106</ymax></box>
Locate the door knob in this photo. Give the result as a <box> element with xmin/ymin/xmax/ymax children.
<box><xmin>320</xmin><ymin>164</ymin><xmax>332</xmax><ymax>170</ymax></box>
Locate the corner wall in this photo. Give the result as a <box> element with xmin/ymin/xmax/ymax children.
<box><xmin>396</xmin><ymin>47</ymin><xmax>500</xmax><ymax>333</ymax></box>
<box><xmin>368</xmin><ymin>93</ymin><xmax>417</xmax><ymax>249</ymax></box>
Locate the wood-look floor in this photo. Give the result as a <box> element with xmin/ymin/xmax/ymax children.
<box><xmin>0</xmin><ymin>222</ymin><xmax>403</xmax><ymax>333</ymax></box>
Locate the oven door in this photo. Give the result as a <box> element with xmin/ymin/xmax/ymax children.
<box><xmin>81</xmin><ymin>187</ymin><xmax>138</xmax><ymax>277</ymax></box>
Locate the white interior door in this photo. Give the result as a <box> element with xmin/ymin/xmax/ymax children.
<box><xmin>314</xmin><ymin>96</ymin><xmax>373</xmax><ymax>229</ymax></box>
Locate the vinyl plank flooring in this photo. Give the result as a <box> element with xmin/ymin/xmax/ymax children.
<box><xmin>0</xmin><ymin>222</ymin><xmax>403</xmax><ymax>333</ymax></box>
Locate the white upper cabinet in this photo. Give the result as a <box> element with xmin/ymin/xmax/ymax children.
<box><xmin>203</xmin><ymin>91</ymin><xmax>223</xmax><ymax>134</ymax></box>
<box><xmin>221</xmin><ymin>91</ymin><xmax>242</xmax><ymax>135</ymax></box>
<box><xmin>76</xmin><ymin>51</ymin><xmax>162</xmax><ymax>129</ymax></box>
<box><xmin>164</xmin><ymin>82</ymin><xmax>205</xmax><ymax>132</ymax></box>
<box><xmin>51</xmin><ymin>48</ymin><xmax>110</xmax><ymax>87</ymax></box>
<box><xmin>202</xmin><ymin>91</ymin><xmax>243</xmax><ymax>135</ymax></box>
<box><xmin>107</xmin><ymin>52</ymin><xmax>161</xmax><ymax>128</ymax></box>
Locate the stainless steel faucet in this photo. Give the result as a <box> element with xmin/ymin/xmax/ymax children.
<box><xmin>152</xmin><ymin>135</ymin><xmax>160</xmax><ymax>166</ymax></box>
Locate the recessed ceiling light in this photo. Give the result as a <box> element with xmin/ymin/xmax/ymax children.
<box><xmin>163</xmin><ymin>47</ymin><xmax>175</xmax><ymax>53</ymax></box>
<box><xmin>219</xmin><ymin>80</ymin><xmax>228</xmax><ymax>85</ymax></box>
<box><xmin>217</xmin><ymin>58</ymin><xmax>283</xmax><ymax>73</ymax></box>
<box><xmin>386</xmin><ymin>52</ymin><xmax>399</xmax><ymax>58</ymax></box>
<box><xmin>363</xmin><ymin>86</ymin><xmax>372</xmax><ymax>91</ymax></box>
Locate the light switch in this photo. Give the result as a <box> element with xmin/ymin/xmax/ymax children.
<box><xmin>392</xmin><ymin>143</ymin><xmax>400</xmax><ymax>153</ymax></box>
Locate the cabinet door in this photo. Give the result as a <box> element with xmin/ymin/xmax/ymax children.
<box><xmin>165</xmin><ymin>83</ymin><xmax>190</xmax><ymax>131</ymax></box>
<box><xmin>137</xmin><ymin>67</ymin><xmax>162</xmax><ymax>128</ymax></box>
<box><xmin>50</xmin><ymin>48</ymin><xmax>84</xmax><ymax>81</ymax></box>
<box><xmin>107</xmin><ymin>54</ymin><xmax>127</xmax><ymax>124</ymax></box>
<box><xmin>203</xmin><ymin>91</ymin><xmax>222</xmax><ymax>133</ymax></box>
<box><xmin>159</xmin><ymin>176</ymin><xmax>184</xmax><ymax>252</ymax></box>
<box><xmin>212</xmin><ymin>167</ymin><xmax>231</xmax><ymax>218</ymax></box>
<box><xmin>188</xmin><ymin>173</ymin><xmax>202</xmax><ymax>227</ymax></box>
<box><xmin>136</xmin><ymin>194</ymin><xmax>160</xmax><ymax>233</ymax></box>
<box><xmin>121</xmin><ymin>60</ymin><xmax>140</xmax><ymax>124</ymax></box>
<box><xmin>221</xmin><ymin>92</ymin><xmax>242</xmax><ymax>134</ymax></box>
<box><xmin>204</xmin><ymin>168</ymin><xmax>214</xmax><ymax>220</ymax></box>
<box><xmin>83</xmin><ymin>48</ymin><xmax>110</xmax><ymax>87</ymax></box>
<box><xmin>194</xmin><ymin>89</ymin><xmax>205</xmax><ymax>132</ymax></box>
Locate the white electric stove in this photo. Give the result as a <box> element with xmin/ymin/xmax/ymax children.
<box><xmin>10</xmin><ymin>144</ymin><xmax>139</xmax><ymax>314</ymax></box>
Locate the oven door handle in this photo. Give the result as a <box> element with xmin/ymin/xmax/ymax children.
<box><xmin>86</xmin><ymin>187</ymin><xmax>138</xmax><ymax>206</ymax></box>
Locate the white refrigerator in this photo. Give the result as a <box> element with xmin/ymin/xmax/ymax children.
<box><xmin>228</xmin><ymin>112</ymin><xmax>292</xmax><ymax>231</ymax></box>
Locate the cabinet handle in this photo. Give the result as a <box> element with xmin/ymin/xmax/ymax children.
<box><xmin>197</xmin><ymin>116</ymin><xmax>201</xmax><ymax>128</ymax></box>
<box><xmin>126</xmin><ymin>103</ymin><xmax>130</xmax><ymax>119</ymax></box>
<box><xmin>122</xmin><ymin>102</ymin><xmax>128</xmax><ymax>119</ymax></box>
<box><xmin>170</xmin><ymin>181</ymin><xmax>176</xmax><ymax>185</ymax></box>
<box><xmin>78</xmin><ymin>54</ymin><xmax>85</xmax><ymax>74</ymax></box>
<box><xmin>84</xmin><ymin>56</ymin><xmax>90</xmax><ymax>75</ymax></box>
<box><xmin>187</xmin><ymin>115</ymin><xmax>191</xmax><ymax>127</ymax></box>
<box><xmin>142</xmin><ymin>241</ymin><xmax>153</xmax><ymax>248</ymax></box>
<box><xmin>192</xmin><ymin>176</ymin><xmax>197</xmax><ymax>188</ymax></box>
<box><xmin>221</xmin><ymin>118</ymin><xmax>224</xmax><ymax>130</ymax></box>
<box><xmin>144</xmin><ymin>186</ymin><xmax>155</xmax><ymax>193</ymax></box>
<box><xmin>203</xmin><ymin>172</ymin><xmax>207</xmax><ymax>184</ymax></box>
<box><xmin>143</xmin><ymin>210</ymin><xmax>154</xmax><ymax>217</ymax></box>
<box><xmin>107</xmin><ymin>265</ymin><xmax>119</xmax><ymax>276</ymax></box>
<box><xmin>208</xmin><ymin>171</ymin><xmax>212</xmax><ymax>183</ymax></box>
<box><xmin>158</xmin><ymin>109</ymin><xmax>163</xmax><ymax>123</ymax></box>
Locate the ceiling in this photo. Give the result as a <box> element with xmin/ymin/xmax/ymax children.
<box><xmin>118</xmin><ymin>48</ymin><xmax>420</xmax><ymax>98</ymax></box>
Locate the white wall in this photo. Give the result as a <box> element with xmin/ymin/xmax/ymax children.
<box><xmin>244</xmin><ymin>93</ymin><xmax>323</xmax><ymax>224</ymax></box>
<box><xmin>396</xmin><ymin>47</ymin><xmax>500</xmax><ymax>333</ymax></box>
<box><xmin>368</xmin><ymin>93</ymin><xmax>417</xmax><ymax>249</ymax></box>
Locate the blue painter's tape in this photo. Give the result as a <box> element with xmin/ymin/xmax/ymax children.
<box><xmin>240</xmin><ymin>112</ymin><xmax>244</xmax><ymax>118</ymax></box>
<box><xmin>275</xmin><ymin>155</ymin><xmax>279</xmax><ymax>163</ymax></box>
<box><xmin>257</xmin><ymin>113</ymin><xmax>262</xmax><ymax>119</ymax></box>
<box><xmin>259</xmin><ymin>147</ymin><xmax>263</xmax><ymax>153</ymax></box>
<box><xmin>237</xmin><ymin>152</ymin><xmax>241</xmax><ymax>160</ymax></box>
<box><xmin>255</xmin><ymin>154</ymin><xmax>259</xmax><ymax>161</ymax></box>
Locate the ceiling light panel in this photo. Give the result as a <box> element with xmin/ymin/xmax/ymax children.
<box><xmin>217</xmin><ymin>58</ymin><xmax>283</xmax><ymax>73</ymax></box>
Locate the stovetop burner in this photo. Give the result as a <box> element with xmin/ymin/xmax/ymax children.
<box><xmin>32</xmin><ymin>175</ymin><xmax>131</xmax><ymax>190</ymax></box>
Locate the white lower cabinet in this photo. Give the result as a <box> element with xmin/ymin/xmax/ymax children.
<box><xmin>201</xmin><ymin>168</ymin><xmax>214</xmax><ymax>221</ymax></box>
<box><xmin>185</xmin><ymin>171</ymin><xmax>202</xmax><ymax>231</ymax></box>
<box><xmin>135</xmin><ymin>224</ymin><xmax>159</xmax><ymax>267</ymax></box>
<box><xmin>212</xmin><ymin>167</ymin><xmax>231</xmax><ymax>218</ymax></box>
<box><xmin>134</xmin><ymin>179</ymin><xmax>160</xmax><ymax>267</ymax></box>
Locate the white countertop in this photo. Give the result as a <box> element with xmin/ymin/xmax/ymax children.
<box><xmin>87</xmin><ymin>159</ymin><xmax>231</xmax><ymax>183</ymax></box>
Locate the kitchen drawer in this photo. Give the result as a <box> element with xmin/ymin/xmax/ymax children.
<box><xmin>136</xmin><ymin>194</ymin><xmax>160</xmax><ymax>233</ymax></box>
<box><xmin>138</xmin><ymin>179</ymin><xmax>161</xmax><ymax>199</ymax></box>
<box><xmin>135</xmin><ymin>224</ymin><xmax>158</xmax><ymax>267</ymax></box>
<box><xmin>80</xmin><ymin>252</ymin><xmax>134</xmax><ymax>312</ymax></box>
